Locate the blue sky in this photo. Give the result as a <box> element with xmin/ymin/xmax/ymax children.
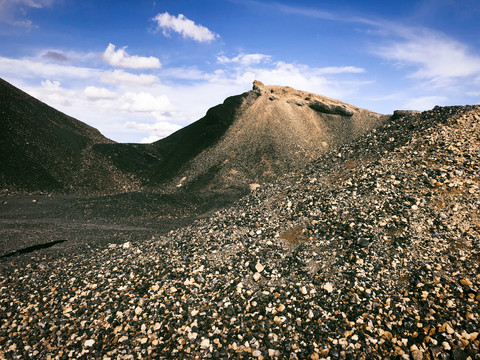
<box><xmin>1</xmin><ymin>0</ymin><xmax>479</xmax><ymax>143</ymax></box>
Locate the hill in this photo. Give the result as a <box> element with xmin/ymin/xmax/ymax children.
<box><xmin>1</xmin><ymin>104</ymin><xmax>478</xmax><ymax>358</ymax></box>
<box><xmin>147</xmin><ymin>80</ymin><xmax>386</xmax><ymax>191</ymax></box>
<box><xmin>1</xmin><ymin>78</ymin><xmax>385</xmax><ymax>195</ymax></box>
<box><xmin>0</xmin><ymin>78</ymin><xmax>139</xmax><ymax>194</ymax></box>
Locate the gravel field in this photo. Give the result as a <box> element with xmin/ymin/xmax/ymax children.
<box><xmin>0</xmin><ymin>105</ymin><xmax>479</xmax><ymax>359</ymax></box>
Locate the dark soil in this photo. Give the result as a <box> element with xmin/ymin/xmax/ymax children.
<box><xmin>0</xmin><ymin>189</ymin><xmax>246</xmax><ymax>267</ymax></box>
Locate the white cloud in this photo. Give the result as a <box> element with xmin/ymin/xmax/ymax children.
<box><xmin>210</xmin><ymin>58</ymin><xmax>366</xmax><ymax>99</ymax></box>
<box><xmin>84</xmin><ymin>86</ymin><xmax>117</xmax><ymax>101</ymax></box>
<box><xmin>101</xmin><ymin>69</ymin><xmax>159</xmax><ymax>86</ymax></box>
<box><xmin>375</xmin><ymin>28</ymin><xmax>480</xmax><ymax>86</ymax></box>
<box><xmin>0</xmin><ymin>56</ymin><xmax>98</xmax><ymax>79</ymax></box>
<box><xmin>120</xmin><ymin>92</ymin><xmax>173</xmax><ymax>113</ymax></box>
<box><xmin>153</xmin><ymin>12</ymin><xmax>218</xmax><ymax>42</ymax></box>
<box><xmin>102</xmin><ymin>43</ymin><xmax>161</xmax><ymax>69</ymax></box>
<box><xmin>140</xmin><ymin>135</ymin><xmax>161</xmax><ymax>144</ymax></box>
<box><xmin>28</xmin><ymin>79</ymin><xmax>77</xmax><ymax>107</ymax></box>
<box><xmin>41</xmin><ymin>79</ymin><xmax>61</xmax><ymax>90</ymax></box>
<box><xmin>217</xmin><ymin>53</ymin><xmax>272</xmax><ymax>66</ymax></box>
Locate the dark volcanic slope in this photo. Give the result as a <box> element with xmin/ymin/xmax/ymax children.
<box><xmin>1</xmin><ymin>105</ymin><xmax>478</xmax><ymax>359</ymax></box>
<box><xmin>0</xmin><ymin>78</ymin><xmax>140</xmax><ymax>194</ymax></box>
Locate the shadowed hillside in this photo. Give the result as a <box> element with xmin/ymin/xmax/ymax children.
<box><xmin>0</xmin><ymin>78</ymin><xmax>139</xmax><ymax>194</ymax></box>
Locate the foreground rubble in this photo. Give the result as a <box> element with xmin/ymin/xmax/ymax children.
<box><xmin>1</xmin><ymin>105</ymin><xmax>479</xmax><ymax>359</ymax></box>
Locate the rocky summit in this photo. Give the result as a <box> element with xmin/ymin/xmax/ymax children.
<box><xmin>0</xmin><ymin>103</ymin><xmax>478</xmax><ymax>359</ymax></box>
<box><xmin>155</xmin><ymin>80</ymin><xmax>385</xmax><ymax>192</ymax></box>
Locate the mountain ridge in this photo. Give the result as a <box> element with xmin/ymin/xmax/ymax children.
<box><xmin>0</xmin><ymin>78</ymin><xmax>386</xmax><ymax>195</ymax></box>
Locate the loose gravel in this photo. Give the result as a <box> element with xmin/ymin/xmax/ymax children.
<box><xmin>1</xmin><ymin>105</ymin><xmax>479</xmax><ymax>359</ymax></box>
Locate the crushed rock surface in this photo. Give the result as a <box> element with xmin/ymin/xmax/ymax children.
<box><xmin>1</xmin><ymin>105</ymin><xmax>479</xmax><ymax>359</ymax></box>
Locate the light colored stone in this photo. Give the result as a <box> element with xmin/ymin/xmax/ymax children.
<box><xmin>119</xmin><ymin>336</ymin><xmax>128</xmax><ymax>343</ymax></box>
<box><xmin>253</xmin><ymin>273</ymin><xmax>261</xmax><ymax>281</ymax></box>
<box><xmin>84</xmin><ymin>339</ymin><xmax>95</xmax><ymax>347</ymax></box>
<box><xmin>255</xmin><ymin>262</ymin><xmax>264</xmax><ymax>273</ymax></box>
<box><xmin>122</xmin><ymin>241</ymin><xmax>131</xmax><ymax>249</ymax></box>
<box><xmin>200</xmin><ymin>338</ymin><xmax>210</xmax><ymax>349</ymax></box>
<box><xmin>249</xmin><ymin>183</ymin><xmax>261</xmax><ymax>191</ymax></box>
<box><xmin>411</xmin><ymin>349</ymin><xmax>423</xmax><ymax>360</ymax></box>
<box><xmin>323</xmin><ymin>282</ymin><xmax>334</xmax><ymax>293</ymax></box>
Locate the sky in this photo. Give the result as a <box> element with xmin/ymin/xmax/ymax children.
<box><xmin>1</xmin><ymin>0</ymin><xmax>479</xmax><ymax>143</ymax></box>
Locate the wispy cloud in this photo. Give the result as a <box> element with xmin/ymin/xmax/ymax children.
<box><xmin>125</xmin><ymin>121</ymin><xmax>182</xmax><ymax>143</ymax></box>
<box><xmin>374</xmin><ymin>27</ymin><xmax>480</xmax><ymax>86</ymax></box>
<box><xmin>403</xmin><ymin>95</ymin><xmax>447</xmax><ymax>110</ymax></box>
<box><xmin>0</xmin><ymin>56</ymin><xmax>98</xmax><ymax>79</ymax></box>
<box><xmin>102</xmin><ymin>43</ymin><xmax>161</xmax><ymax>70</ymax></box>
<box><xmin>100</xmin><ymin>69</ymin><xmax>159</xmax><ymax>86</ymax></box>
<box><xmin>211</xmin><ymin>55</ymin><xmax>367</xmax><ymax>100</ymax></box>
<box><xmin>217</xmin><ymin>53</ymin><xmax>272</xmax><ymax>66</ymax></box>
<box><xmin>153</xmin><ymin>12</ymin><xmax>218</xmax><ymax>43</ymax></box>
<box><xmin>17</xmin><ymin>0</ymin><xmax>55</xmax><ymax>8</ymax></box>
<box><xmin>0</xmin><ymin>0</ymin><xmax>55</xmax><ymax>28</ymax></box>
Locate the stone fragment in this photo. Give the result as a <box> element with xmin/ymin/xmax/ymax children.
<box><xmin>411</xmin><ymin>350</ymin><xmax>423</xmax><ymax>360</ymax></box>
<box><xmin>253</xmin><ymin>273</ymin><xmax>261</xmax><ymax>281</ymax></box>
<box><xmin>200</xmin><ymin>338</ymin><xmax>210</xmax><ymax>349</ymax></box>
<box><xmin>323</xmin><ymin>283</ymin><xmax>334</xmax><ymax>293</ymax></box>
<box><xmin>250</xmin><ymin>183</ymin><xmax>261</xmax><ymax>191</ymax></box>
<box><xmin>255</xmin><ymin>262</ymin><xmax>264</xmax><ymax>272</ymax></box>
<box><xmin>84</xmin><ymin>339</ymin><xmax>95</xmax><ymax>347</ymax></box>
<box><xmin>119</xmin><ymin>336</ymin><xmax>128</xmax><ymax>343</ymax></box>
